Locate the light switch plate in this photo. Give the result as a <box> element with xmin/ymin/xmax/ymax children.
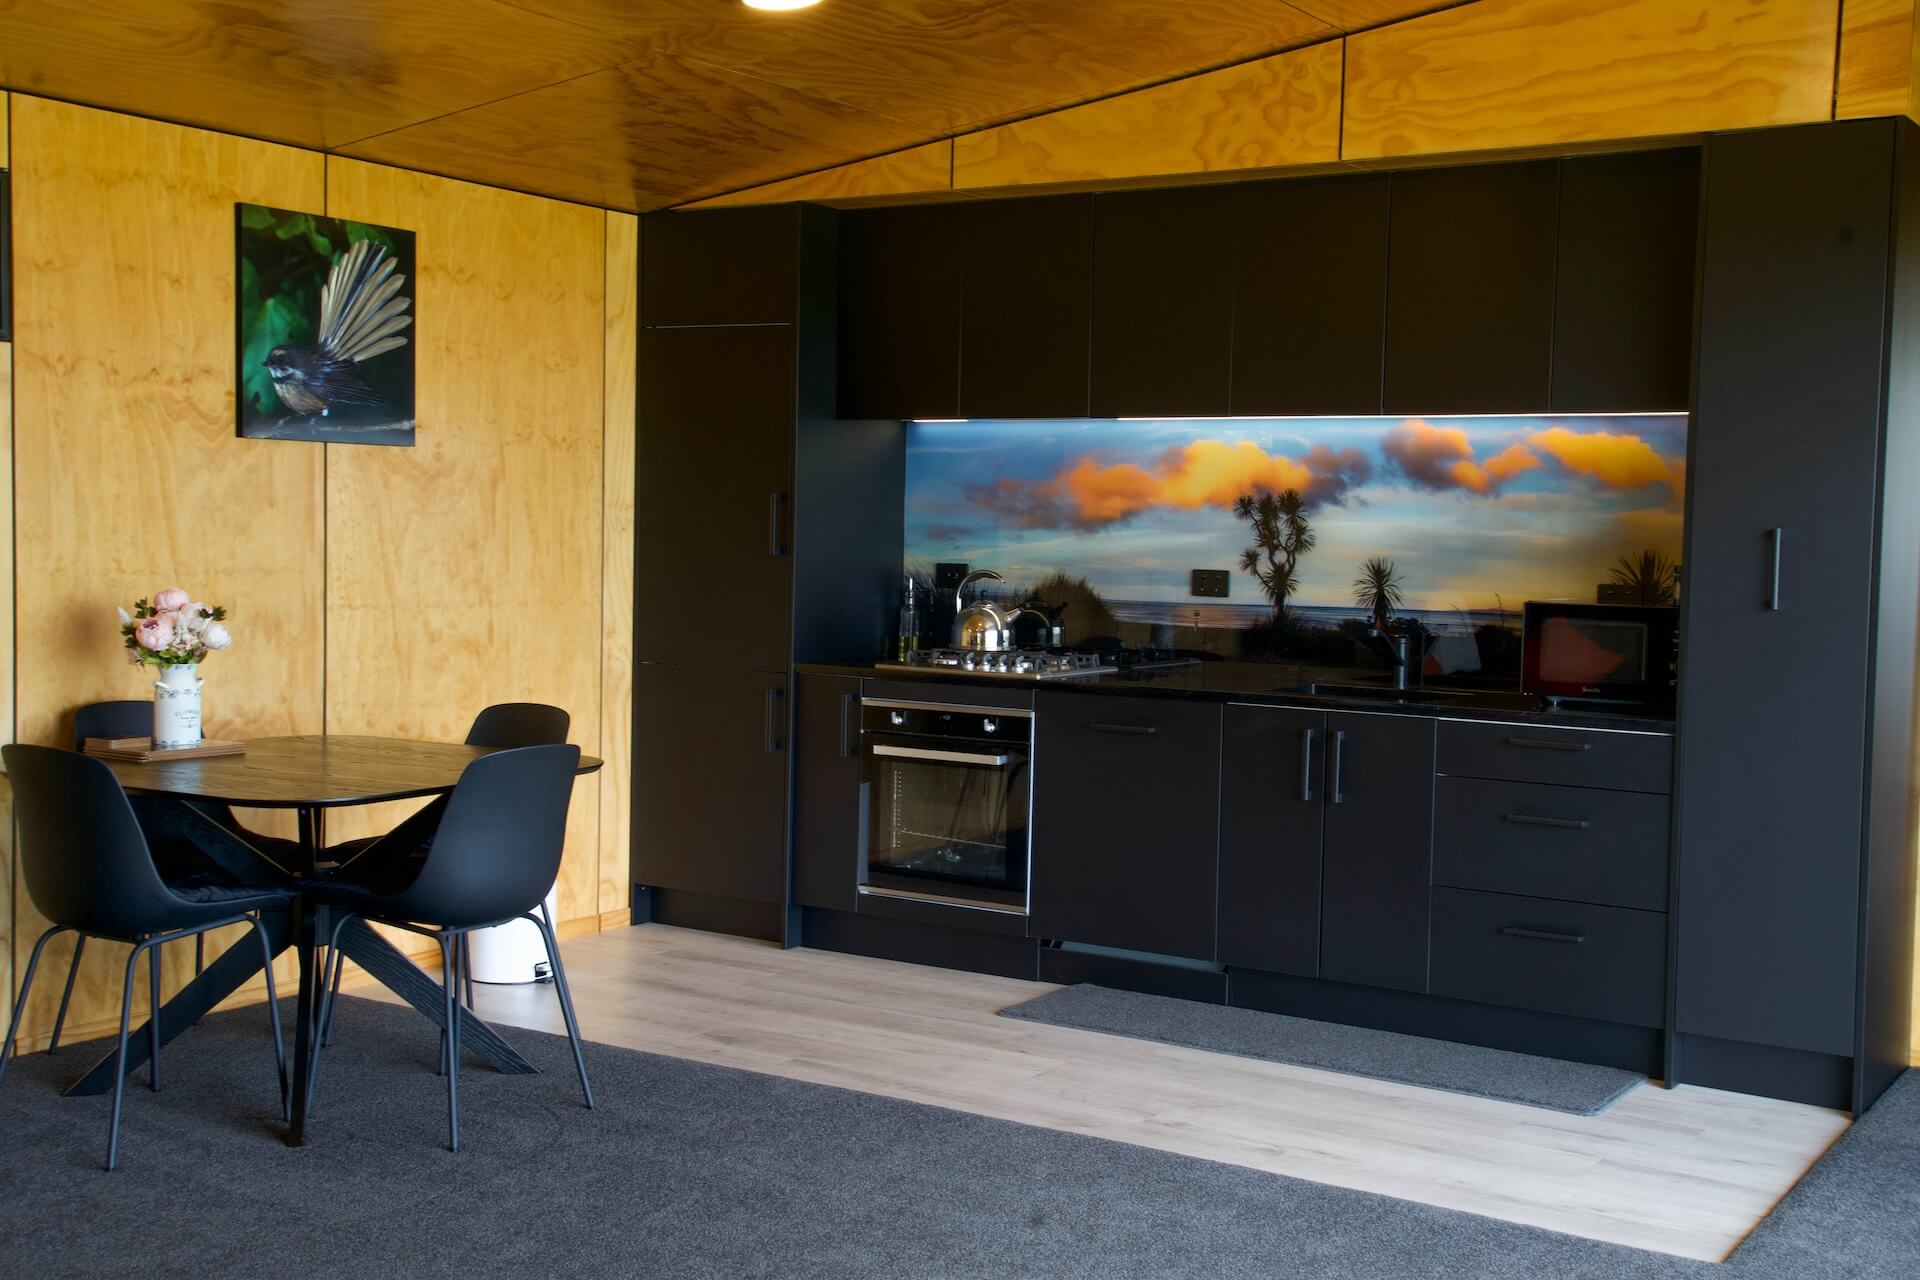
<box><xmin>1191</xmin><ymin>570</ymin><xmax>1230</xmax><ymax>598</ymax></box>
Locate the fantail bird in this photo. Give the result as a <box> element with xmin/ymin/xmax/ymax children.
<box><xmin>264</xmin><ymin>238</ymin><xmax>413</xmax><ymax>417</ymax></box>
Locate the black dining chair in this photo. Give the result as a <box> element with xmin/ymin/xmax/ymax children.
<box><xmin>320</xmin><ymin>702</ymin><xmax>571</xmax><ymax>1034</ymax></box>
<box><xmin>305</xmin><ymin>744</ymin><xmax>592</xmax><ymax>1151</ymax></box>
<box><xmin>0</xmin><ymin>744</ymin><xmax>293</xmax><ymax>1170</ymax></box>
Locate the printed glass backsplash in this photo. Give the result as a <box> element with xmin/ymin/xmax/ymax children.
<box><xmin>905</xmin><ymin>415</ymin><xmax>1687</xmax><ymax>674</ymax></box>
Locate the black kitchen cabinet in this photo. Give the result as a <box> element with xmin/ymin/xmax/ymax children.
<box><xmin>1029</xmin><ymin>694</ymin><xmax>1221</xmax><ymax>960</ymax></box>
<box><xmin>642</xmin><ymin>205</ymin><xmax>799</xmax><ymax>327</ymax></box>
<box><xmin>1319</xmin><ymin>712</ymin><xmax>1436</xmax><ymax>993</ymax></box>
<box><xmin>1550</xmin><ymin>149</ymin><xmax>1700</xmax><ymax>411</ymax></box>
<box><xmin>1218</xmin><ymin>704</ymin><xmax>1326</xmax><ymax>976</ymax></box>
<box><xmin>633</xmin><ymin>663</ymin><xmax>791</xmax><ymax>905</ymax></box>
<box><xmin>1676</xmin><ymin>122</ymin><xmax>1895</xmax><ymax>1068</ymax></box>
<box><xmin>838</xmin><ymin>205</ymin><xmax>960</xmax><ymax>419</ymax></box>
<box><xmin>958</xmin><ymin>195</ymin><xmax>1092</xmax><ymax>418</ymax></box>
<box><xmin>1384</xmin><ymin>161</ymin><xmax>1558</xmax><ymax>414</ymax></box>
<box><xmin>636</xmin><ymin>324</ymin><xmax>794</xmax><ymax>673</ymax></box>
<box><xmin>1090</xmin><ymin>186</ymin><xmax>1236</xmax><ymax>417</ymax></box>
<box><xmin>792</xmin><ymin>674</ymin><xmax>864</xmax><ymax>912</ymax></box>
<box><xmin>1232</xmin><ymin>173</ymin><xmax>1391</xmax><ymax>416</ymax></box>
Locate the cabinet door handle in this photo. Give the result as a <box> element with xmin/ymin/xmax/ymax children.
<box><xmin>1765</xmin><ymin>527</ymin><xmax>1783</xmax><ymax>611</ymax></box>
<box><xmin>1089</xmin><ymin>723</ymin><xmax>1158</xmax><ymax>737</ymax></box>
<box><xmin>1299</xmin><ymin>727</ymin><xmax>1317</xmax><ymax>802</ymax></box>
<box><xmin>1330</xmin><ymin>729</ymin><xmax>1346</xmax><ymax>804</ymax></box>
<box><xmin>1504</xmin><ymin>736</ymin><xmax>1590</xmax><ymax>753</ymax></box>
<box><xmin>1502</xmin><ymin>813</ymin><xmax>1590</xmax><ymax>830</ymax></box>
<box><xmin>768</xmin><ymin>492</ymin><xmax>788</xmax><ymax>557</ymax></box>
<box><xmin>764</xmin><ymin>687</ymin><xmax>785</xmax><ymax>752</ymax></box>
<box><xmin>1501</xmin><ymin>925</ymin><xmax>1586</xmax><ymax>944</ymax></box>
<box><xmin>839</xmin><ymin>692</ymin><xmax>855</xmax><ymax>759</ymax></box>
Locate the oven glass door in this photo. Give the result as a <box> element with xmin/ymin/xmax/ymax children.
<box><xmin>864</xmin><ymin>733</ymin><xmax>1030</xmax><ymax>911</ymax></box>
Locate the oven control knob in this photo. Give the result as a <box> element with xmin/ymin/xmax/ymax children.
<box><xmin>983</xmin><ymin>717</ymin><xmax>999</xmax><ymax>734</ymax></box>
<box><xmin>890</xmin><ymin>711</ymin><xmax>906</xmax><ymax>727</ymax></box>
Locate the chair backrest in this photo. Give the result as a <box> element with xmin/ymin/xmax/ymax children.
<box><xmin>72</xmin><ymin>700</ymin><xmax>152</xmax><ymax>752</ymax></box>
<box><xmin>3</xmin><ymin>744</ymin><xmax>183</xmax><ymax>938</ymax></box>
<box><xmin>386</xmin><ymin>743</ymin><xmax>581</xmax><ymax>928</ymax></box>
<box><xmin>466</xmin><ymin>702</ymin><xmax>570</xmax><ymax>749</ymax></box>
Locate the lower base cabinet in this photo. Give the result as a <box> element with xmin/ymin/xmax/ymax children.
<box><xmin>1219</xmin><ymin>705</ymin><xmax>1326</xmax><ymax>976</ymax></box>
<box><xmin>1030</xmin><ymin>693</ymin><xmax>1222</xmax><ymax>960</ymax></box>
<box><xmin>1430</xmin><ymin>886</ymin><xmax>1667</xmax><ymax>1028</ymax></box>
<box><xmin>1318</xmin><ymin>713</ymin><xmax>1437</xmax><ymax>993</ymax></box>
<box><xmin>633</xmin><ymin>662</ymin><xmax>790</xmax><ymax>904</ymax></box>
<box><xmin>792</xmin><ymin>674</ymin><xmax>864</xmax><ymax>911</ymax></box>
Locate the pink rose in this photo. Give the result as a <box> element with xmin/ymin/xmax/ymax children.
<box><xmin>154</xmin><ymin>587</ymin><xmax>190</xmax><ymax>612</ymax></box>
<box><xmin>134</xmin><ymin>615</ymin><xmax>175</xmax><ymax>651</ymax></box>
<box><xmin>200</xmin><ymin>622</ymin><xmax>232</xmax><ymax>651</ymax></box>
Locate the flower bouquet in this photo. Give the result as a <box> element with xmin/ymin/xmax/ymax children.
<box><xmin>117</xmin><ymin>587</ymin><xmax>233</xmax><ymax>748</ymax></box>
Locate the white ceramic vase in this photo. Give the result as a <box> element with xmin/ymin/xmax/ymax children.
<box><xmin>153</xmin><ymin>664</ymin><xmax>203</xmax><ymax>749</ymax></box>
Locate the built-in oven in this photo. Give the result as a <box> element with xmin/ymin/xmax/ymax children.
<box><xmin>858</xmin><ymin>698</ymin><xmax>1032</xmax><ymax>915</ymax></box>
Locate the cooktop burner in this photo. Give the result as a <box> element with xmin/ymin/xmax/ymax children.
<box><xmin>874</xmin><ymin>647</ymin><xmax>1201</xmax><ymax>680</ymax></box>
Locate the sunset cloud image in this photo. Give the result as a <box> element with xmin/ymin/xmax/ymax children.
<box><xmin>908</xmin><ymin>415</ymin><xmax>1688</xmax><ymax>620</ymax></box>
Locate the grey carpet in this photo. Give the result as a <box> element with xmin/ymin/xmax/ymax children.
<box><xmin>1001</xmin><ymin>983</ymin><xmax>1645</xmax><ymax>1114</ymax></box>
<box><xmin>0</xmin><ymin>995</ymin><xmax>1912</xmax><ymax>1279</ymax></box>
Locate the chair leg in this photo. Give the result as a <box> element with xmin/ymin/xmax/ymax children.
<box><xmin>147</xmin><ymin>945</ymin><xmax>163</xmax><ymax>1092</ymax></box>
<box><xmin>194</xmin><ymin>933</ymin><xmax>204</xmax><ymax>977</ymax></box>
<box><xmin>1</xmin><ymin>927</ymin><xmax>65</xmax><ymax>1089</ymax></box>
<box><xmin>306</xmin><ymin>914</ymin><xmax>355</xmax><ymax>1122</ymax></box>
<box><xmin>106</xmin><ymin>943</ymin><xmax>145</xmax><ymax>1172</ymax></box>
<box><xmin>248</xmin><ymin>916</ymin><xmax>290</xmax><ymax>1124</ymax></box>
<box><xmin>462</xmin><ymin>934</ymin><xmax>476</xmax><ymax>1010</ymax></box>
<box><xmin>440</xmin><ymin>935</ymin><xmax>461</xmax><ymax>1153</ymax></box>
<box><xmin>528</xmin><ymin>911</ymin><xmax>593</xmax><ymax>1110</ymax></box>
<box><xmin>48</xmin><ymin>934</ymin><xmax>86</xmax><ymax>1055</ymax></box>
<box><xmin>321</xmin><ymin>940</ymin><xmax>345</xmax><ymax>1048</ymax></box>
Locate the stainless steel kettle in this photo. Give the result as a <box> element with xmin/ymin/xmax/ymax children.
<box><xmin>951</xmin><ymin>570</ymin><xmax>1011</xmax><ymax>651</ymax></box>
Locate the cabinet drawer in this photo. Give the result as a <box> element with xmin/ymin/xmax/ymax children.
<box><xmin>1437</xmin><ymin>720</ymin><xmax>1672</xmax><ymax>793</ymax></box>
<box><xmin>1431</xmin><ymin>887</ymin><xmax>1666</xmax><ymax>1028</ymax></box>
<box><xmin>1434</xmin><ymin>777</ymin><xmax>1670</xmax><ymax>910</ymax></box>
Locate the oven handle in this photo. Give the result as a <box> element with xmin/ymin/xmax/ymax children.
<box><xmin>870</xmin><ymin>744</ymin><xmax>1012</xmax><ymax>767</ymax></box>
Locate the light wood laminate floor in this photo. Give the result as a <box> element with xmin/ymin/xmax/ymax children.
<box><xmin>349</xmin><ymin>924</ymin><xmax>1848</xmax><ymax>1263</ymax></box>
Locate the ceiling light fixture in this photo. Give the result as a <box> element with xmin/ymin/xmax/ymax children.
<box><xmin>743</xmin><ymin>0</ymin><xmax>822</xmax><ymax>10</ymax></box>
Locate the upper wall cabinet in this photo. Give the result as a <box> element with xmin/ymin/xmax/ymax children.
<box><xmin>1384</xmin><ymin>161</ymin><xmax>1559</xmax><ymax>414</ymax></box>
<box><xmin>643</xmin><ymin>206</ymin><xmax>799</xmax><ymax>327</ymax></box>
<box><xmin>1551</xmin><ymin>149</ymin><xmax>1700</xmax><ymax>412</ymax></box>
<box><xmin>1232</xmin><ymin>173</ymin><xmax>1391</xmax><ymax>417</ymax></box>
<box><xmin>958</xmin><ymin>194</ymin><xmax>1092</xmax><ymax>418</ymax></box>
<box><xmin>838</xmin><ymin>205</ymin><xmax>961</xmax><ymax>419</ymax></box>
<box><xmin>1091</xmin><ymin>186</ymin><xmax>1237</xmax><ymax>417</ymax></box>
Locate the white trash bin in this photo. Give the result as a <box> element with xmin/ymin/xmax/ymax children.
<box><xmin>467</xmin><ymin>884</ymin><xmax>559</xmax><ymax>984</ymax></box>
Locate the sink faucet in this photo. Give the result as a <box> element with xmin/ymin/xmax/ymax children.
<box><xmin>1367</xmin><ymin>627</ymin><xmax>1419</xmax><ymax>691</ymax></box>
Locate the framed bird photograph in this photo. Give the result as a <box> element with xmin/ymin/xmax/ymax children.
<box><xmin>235</xmin><ymin>203</ymin><xmax>416</xmax><ymax>445</ymax></box>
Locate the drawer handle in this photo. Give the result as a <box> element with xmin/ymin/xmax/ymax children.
<box><xmin>1089</xmin><ymin>723</ymin><xmax>1158</xmax><ymax>736</ymax></box>
<box><xmin>1331</xmin><ymin>729</ymin><xmax>1346</xmax><ymax>805</ymax></box>
<box><xmin>1504</xmin><ymin>736</ymin><xmax>1591</xmax><ymax>753</ymax></box>
<box><xmin>1299</xmin><ymin>727</ymin><xmax>1316</xmax><ymax>802</ymax></box>
<box><xmin>1502</xmin><ymin>813</ymin><xmax>1590</xmax><ymax>830</ymax></box>
<box><xmin>1500</xmin><ymin>925</ymin><xmax>1586</xmax><ymax>944</ymax></box>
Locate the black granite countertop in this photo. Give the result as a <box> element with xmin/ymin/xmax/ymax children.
<box><xmin>796</xmin><ymin>658</ymin><xmax>1675</xmax><ymax>733</ymax></box>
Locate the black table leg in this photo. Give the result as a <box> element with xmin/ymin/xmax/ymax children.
<box><xmin>287</xmin><ymin>898</ymin><xmax>326</xmax><ymax>1146</ymax></box>
<box><xmin>64</xmin><ymin>907</ymin><xmax>292</xmax><ymax>1096</ymax></box>
<box><xmin>336</xmin><ymin>919</ymin><xmax>536</xmax><ymax>1076</ymax></box>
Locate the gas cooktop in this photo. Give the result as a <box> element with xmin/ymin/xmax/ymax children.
<box><xmin>874</xmin><ymin>647</ymin><xmax>1200</xmax><ymax>680</ymax></box>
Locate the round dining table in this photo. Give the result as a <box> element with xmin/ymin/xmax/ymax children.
<box><xmin>65</xmin><ymin>735</ymin><xmax>602</xmax><ymax>1147</ymax></box>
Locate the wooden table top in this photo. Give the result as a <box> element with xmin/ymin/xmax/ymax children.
<box><xmin>98</xmin><ymin>734</ymin><xmax>602</xmax><ymax>808</ymax></box>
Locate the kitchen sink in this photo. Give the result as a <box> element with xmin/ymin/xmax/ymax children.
<box><xmin>1284</xmin><ymin>683</ymin><xmax>1470</xmax><ymax>704</ymax></box>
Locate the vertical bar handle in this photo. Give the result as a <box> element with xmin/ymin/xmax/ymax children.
<box><xmin>764</xmin><ymin>687</ymin><xmax>784</xmax><ymax>752</ymax></box>
<box><xmin>839</xmin><ymin>692</ymin><xmax>856</xmax><ymax>758</ymax></box>
<box><xmin>769</xmin><ymin>492</ymin><xmax>788</xmax><ymax>557</ymax></box>
<box><xmin>1330</xmin><ymin>729</ymin><xmax>1346</xmax><ymax>805</ymax></box>
<box><xmin>1765</xmin><ymin>527</ymin><xmax>1782</xmax><ymax>611</ymax></box>
<box><xmin>1299</xmin><ymin>727</ymin><xmax>1316</xmax><ymax>802</ymax></box>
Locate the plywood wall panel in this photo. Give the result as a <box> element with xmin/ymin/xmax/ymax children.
<box><xmin>954</xmin><ymin>41</ymin><xmax>1344</xmax><ymax>191</ymax></box>
<box><xmin>600</xmin><ymin>212</ymin><xmax>636</xmax><ymax>919</ymax></box>
<box><xmin>1343</xmin><ymin>0</ymin><xmax>1840</xmax><ymax>161</ymax></box>
<box><xmin>6</xmin><ymin>98</ymin><xmax>326</xmax><ymax>1045</ymax></box>
<box><xmin>321</xmin><ymin>158</ymin><xmax>606</xmax><ymax>927</ymax></box>
<box><xmin>1837</xmin><ymin>0</ymin><xmax>1920</xmax><ymax>119</ymax></box>
<box><xmin>685</xmin><ymin>142</ymin><xmax>956</xmax><ymax>210</ymax></box>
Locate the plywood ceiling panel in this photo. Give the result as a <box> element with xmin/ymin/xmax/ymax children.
<box><xmin>0</xmin><ymin>0</ymin><xmax>618</xmax><ymax>150</ymax></box>
<box><xmin>1287</xmin><ymin>1</ymin><xmax>1469</xmax><ymax>29</ymax></box>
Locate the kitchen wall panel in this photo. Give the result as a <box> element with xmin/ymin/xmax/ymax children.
<box><xmin>1343</xmin><ymin>0</ymin><xmax>1840</xmax><ymax>161</ymax></box>
<box><xmin>600</xmin><ymin>211</ymin><xmax>637</xmax><ymax>922</ymax></box>
<box><xmin>6</xmin><ymin>97</ymin><xmax>325</xmax><ymax>1049</ymax></box>
<box><xmin>321</xmin><ymin>157</ymin><xmax>606</xmax><ymax>928</ymax></box>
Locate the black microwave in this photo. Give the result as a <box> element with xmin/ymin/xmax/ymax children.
<box><xmin>1520</xmin><ymin>602</ymin><xmax>1679</xmax><ymax>706</ymax></box>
